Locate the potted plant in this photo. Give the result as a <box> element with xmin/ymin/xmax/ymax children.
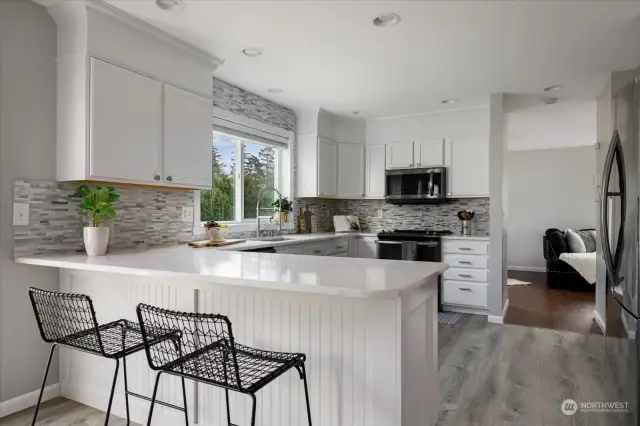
<box><xmin>271</xmin><ymin>197</ymin><xmax>293</xmax><ymax>223</ymax></box>
<box><xmin>76</xmin><ymin>185</ymin><xmax>120</xmax><ymax>256</ymax></box>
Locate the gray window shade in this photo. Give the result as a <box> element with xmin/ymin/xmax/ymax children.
<box><xmin>213</xmin><ymin>117</ymin><xmax>289</xmax><ymax>148</ymax></box>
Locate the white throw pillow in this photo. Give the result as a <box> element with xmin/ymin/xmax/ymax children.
<box><xmin>565</xmin><ymin>229</ymin><xmax>586</xmax><ymax>253</ymax></box>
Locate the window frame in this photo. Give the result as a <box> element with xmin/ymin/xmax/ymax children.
<box><xmin>194</xmin><ymin>130</ymin><xmax>289</xmax><ymax>235</ymax></box>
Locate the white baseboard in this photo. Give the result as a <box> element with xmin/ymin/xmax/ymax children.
<box><xmin>488</xmin><ymin>298</ymin><xmax>510</xmax><ymax>324</ymax></box>
<box><xmin>593</xmin><ymin>309</ymin><xmax>606</xmax><ymax>333</ymax></box>
<box><xmin>0</xmin><ymin>383</ymin><xmax>61</xmax><ymax>418</ymax></box>
<box><xmin>508</xmin><ymin>266</ymin><xmax>546</xmax><ymax>273</ymax></box>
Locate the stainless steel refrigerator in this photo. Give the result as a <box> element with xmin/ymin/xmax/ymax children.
<box><xmin>601</xmin><ymin>75</ymin><xmax>639</xmax><ymax>425</ymax></box>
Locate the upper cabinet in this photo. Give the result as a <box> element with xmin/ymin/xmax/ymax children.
<box><xmin>45</xmin><ymin>1</ymin><xmax>222</xmax><ymax>189</ymax></box>
<box><xmin>444</xmin><ymin>137</ymin><xmax>489</xmax><ymax>197</ymax></box>
<box><xmin>338</xmin><ymin>143</ymin><xmax>365</xmax><ymax>198</ymax></box>
<box><xmin>318</xmin><ymin>138</ymin><xmax>338</xmax><ymax>197</ymax></box>
<box><xmin>366</xmin><ymin>144</ymin><xmax>386</xmax><ymax>198</ymax></box>
<box><xmin>385</xmin><ymin>142</ymin><xmax>415</xmax><ymax>168</ymax></box>
<box><xmin>414</xmin><ymin>140</ymin><xmax>444</xmax><ymax>167</ymax></box>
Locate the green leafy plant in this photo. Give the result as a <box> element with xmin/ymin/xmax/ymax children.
<box><xmin>271</xmin><ymin>197</ymin><xmax>292</xmax><ymax>213</ymax></box>
<box><xmin>76</xmin><ymin>185</ymin><xmax>120</xmax><ymax>227</ymax></box>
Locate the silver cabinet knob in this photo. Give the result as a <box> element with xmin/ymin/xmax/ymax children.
<box><xmin>166</xmin><ymin>176</ymin><xmax>173</xmax><ymax>182</ymax></box>
<box><xmin>154</xmin><ymin>175</ymin><xmax>160</xmax><ymax>181</ymax></box>
<box><xmin>417</xmin><ymin>163</ymin><xmax>422</xmax><ymax>166</ymax></box>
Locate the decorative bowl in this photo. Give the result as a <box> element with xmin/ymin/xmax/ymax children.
<box><xmin>206</xmin><ymin>227</ymin><xmax>230</xmax><ymax>242</ymax></box>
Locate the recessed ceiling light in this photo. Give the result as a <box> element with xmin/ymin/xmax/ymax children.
<box><xmin>373</xmin><ymin>13</ymin><xmax>401</xmax><ymax>28</ymax></box>
<box><xmin>544</xmin><ymin>85</ymin><xmax>564</xmax><ymax>92</ymax></box>
<box><xmin>242</xmin><ymin>46</ymin><xmax>264</xmax><ymax>57</ymax></box>
<box><xmin>267</xmin><ymin>88</ymin><xmax>283</xmax><ymax>94</ymax></box>
<box><xmin>156</xmin><ymin>0</ymin><xmax>185</xmax><ymax>12</ymax></box>
<box><xmin>352</xmin><ymin>111</ymin><xmax>361</xmax><ymax>115</ymax></box>
<box><xmin>441</xmin><ymin>99</ymin><xmax>459</xmax><ymax>105</ymax></box>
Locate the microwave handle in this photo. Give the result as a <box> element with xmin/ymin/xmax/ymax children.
<box><xmin>429</xmin><ymin>171</ymin><xmax>434</xmax><ymax>196</ymax></box>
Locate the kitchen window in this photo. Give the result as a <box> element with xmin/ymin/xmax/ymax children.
<box><xmin>198</xmin><ymin>130</ymin><xmax>286</xmax><ymax>226</ymax></box>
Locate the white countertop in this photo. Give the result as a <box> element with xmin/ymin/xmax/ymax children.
<box><xmin>15</xmin><ymin>244</ymin><xmax>446</xmax><ymax>299</ymax></box>
<box><xmin>214</xmin><ymin>232</ymin><xmax>378</xmax><ymax>251</ymax></box>
<box><xmin>441</xmin><ymin>234</ymin><xmax>490</xmax><ymax>241</ymax></box>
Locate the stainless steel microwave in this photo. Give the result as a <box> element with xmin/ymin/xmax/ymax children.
<box><xmin>385</xmin><ymin>167</ymin><xmax>447</xmax><ymax>204</ymax></box>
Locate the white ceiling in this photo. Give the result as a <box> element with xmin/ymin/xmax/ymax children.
<box><xmin>107</xmin><ymin>0</ymin><xmax>640</xmax><ymax>119</ymax></box>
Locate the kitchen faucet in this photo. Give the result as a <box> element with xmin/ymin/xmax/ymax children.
<box><xmin>256</xmin><ymin>186</ymin><xmax>283</xmax><ymax>240</ymax></box>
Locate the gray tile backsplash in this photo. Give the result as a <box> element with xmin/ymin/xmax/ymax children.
<box><xmin>295</xmin><ymin>197</ymin><xmax>490</xmax><ymax>234</ymax></box>
<box><xmin>14</xmin><ymin>181</ymin><xmax>194</xmax><ymax>257</ymax></box>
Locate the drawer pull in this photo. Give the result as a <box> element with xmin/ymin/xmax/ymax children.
<box><xmin>313</xmin><ymin>250</ymin><xmax>321</xmax><ymax>254</ymax></box>
<box><xmin>459</xmin><ymin>274</ymin><xmax>473</xmax><ymax>278</ymax></box>
<box><xmin>459</xmin><ymin>288</ymin><xmax>473</xmax><ymax>292</ymax></box>
<box><xmin>458</xmin><ymin>261</ymin><xmax>473</xmax><ymax>265</ymax></box>
<box><xmin>459</xmin><ymin>247</ymin><xmax>473</xmax><ymax>251</ymax></box>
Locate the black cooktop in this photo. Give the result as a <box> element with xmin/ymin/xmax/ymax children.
<box><xmin>377</xmin><ymin>229</ymin><xmax>453</xmax><ymax>240</ymax></box>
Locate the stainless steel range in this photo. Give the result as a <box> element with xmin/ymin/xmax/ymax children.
<box><xmin>376</xmin><ymin>229</ymin><xmax>452</xmax><ymax>261</ymax></box>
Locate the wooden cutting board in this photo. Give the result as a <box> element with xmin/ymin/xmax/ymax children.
<box><xmin>188</xmin><ymin>239</ymin><xmax>246</xmax><ymax>248</ymax></box>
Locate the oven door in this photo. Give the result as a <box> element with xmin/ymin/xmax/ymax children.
<box><xmin>377</xmin><ymin>240</ymin><xmax>441</xmax><ymax>261</ymax></box>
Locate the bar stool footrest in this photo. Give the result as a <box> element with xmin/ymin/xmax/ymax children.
<box><xmin>127</xmin><ymin>390</ymin><xmax>187</xmax><ymax>412</ymax></box>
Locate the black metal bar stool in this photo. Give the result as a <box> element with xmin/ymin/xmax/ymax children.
<box><xmin>28</xmin><ymin>288</ymin><xmax>189</xmax><ymax>426</ymax></box>
<box><xmin>136</xmin><ymin>303</ymin><xmax>313</xmax><ymax>426</ymax></box>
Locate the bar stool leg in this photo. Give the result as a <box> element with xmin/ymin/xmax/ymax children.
<box><xmin>249</xmin><ymin>393</ymin><xmax>257</xmax><ymax>426</ymax></box>
<box><xmin>147</xmin><ymin>372</ymin><xmax>163</xmax><ymax>426</ymax></box>
<box><xmin>122</xmin><ymin>356</ymin><xmax>131</xmax><ymax>425</ymax></box>
<box><xmin>300</xmin><ymin>363</ymin><xmax>313</xmax><ymax>426</ymax></box>
<box><xmin>224</xmin><ymin>389</ymin><xmax>232</xmax><ymax>426</ymax></box>
<box><xmin>31</xmin><ymin>344</ymin><xmax>57</xmax><ymax>426</ymax></box>
<box><xmin>104</xmin><ymin>358</ymin><xmax>120</xmax><ymax>426</ymax></box>
<box><xmin>180</xmin><ymin>377</ymin><xmax>189</xmax><ymax>425</ymax></box>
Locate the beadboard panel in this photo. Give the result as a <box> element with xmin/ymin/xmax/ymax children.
<box><xmin>54</xmin><ymin>270</ymin><xmax>439</xmax><ymax>426</ymax></box>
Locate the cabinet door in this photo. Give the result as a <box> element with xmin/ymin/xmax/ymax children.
<box><xmin>90</xmin><ymin>58</ymin><xmax>162</xmax><ymax>183</ymax></box>
<box><xmin>338</xmin><ymin>143</ymin><xmax>365</xmax><ymax>197</ymax></box>
<box><xmin>444</xmin><ymin>137</ymin><xmax>489</xmax><ymax>197</ymax></box>
<box><xmin>163</xmin><ymin>84</ymin><xmax>213</xmax><ymax>188</ymax></box>
<box><xmin>357</xmin><ymin>240</ymin><xmax>378</xmax><ymax>259</ymax></box>
<box><xmin>385</xmin><ymin>142</ymin><xmax>414</xmax><ymax>169</ymax></box>
<box><xmin>366</xmin><ymin>144</ymin><xmax>386</xmax><ymax>198</ymax></box>
<box><xmin>317</xmin><ymin>137</ymin><xmax>337</xmax><ymax>196</ymax></box>
<box><xmin>414</xmin><ymin>139</ymin><xmax>444</xmax><ymax>167</ymax></box>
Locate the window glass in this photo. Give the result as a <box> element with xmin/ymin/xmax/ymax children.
<box><xmin>200</xmin><ymin>133</ymin><xmax>236</xmax><ymax>222</ymax></box>
<box><xmin>243</xmin><ymin>141</ymin><xmax>277</xmax><ymax>219</ymax></box>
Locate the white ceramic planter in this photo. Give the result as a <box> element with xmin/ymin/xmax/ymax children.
<box><xmin>83</xmin><ymin>227</ymin><xmax>110</xmax><ymax>256</ymax></box>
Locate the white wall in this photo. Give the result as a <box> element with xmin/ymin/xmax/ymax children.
<box><xmin>0</xmin><ymin>1</ymin><xmax>59</xmax><ymax>405</ymax></box>
<box><xmin>506</xmin><ymin>146</ymin><xmax>597</xmax><ymax>270</ymax></box>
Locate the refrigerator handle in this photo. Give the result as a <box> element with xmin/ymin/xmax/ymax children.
<box><xmin>600</xmin><ymin>130</ymin><xmax>627</xmax><ymax>284</ymax></box>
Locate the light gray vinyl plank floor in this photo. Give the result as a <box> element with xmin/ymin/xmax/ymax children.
<box><xmin>0</xmin><ymin>315</ymin><xmax>623</xmax><ymax>426</ymax></box>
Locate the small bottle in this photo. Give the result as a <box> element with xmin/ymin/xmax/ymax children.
<box><xmin>310</xmin><ymin>209</ymin><xmax>318</xmax><ymax>233</ymax></box>
<box><xmin>299</xmin><ymin>207</ymin><xmax>307</xmax><ymax>234</ymax></box>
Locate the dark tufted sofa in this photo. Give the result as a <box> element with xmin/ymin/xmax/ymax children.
<box><xmin>543</xmin><ymin>228</ymin><xmax>595</xmax><ymax>291</ymax></box>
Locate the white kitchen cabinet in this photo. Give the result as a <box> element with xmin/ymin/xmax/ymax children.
<box><xmin>414</xmin><ymin>139</ymin><xmax>444</xmax><ymax>167</ymax></box>
<box><xmin>338</xmin><ymin>143</ymin><xmax>365</xmax><ymax>198</ymax></box>
<box><xmin>89</xmin><ymin>58</ymin><xmax>163</xmax><ymax>183</ymax></box>
<box><xmin>163</xmin><ymin>84</ymin><xmax>213</xmax><ymax>188</ymax></box>
<box><xmin>444</xmin><ymin>137</ymin><xmax>489</xmax><ymax>198</ymax></box>
<box><xmin>385</xmin><ymin>142</ymin><xmax>415</xmax><ymax>169</ymax></box>
<box><xmin>357</xmin><ymin>239</ymin><xmax>378</xmax><ymax>259</ymax></box>
<box><xmin>366</xmin><ymin>144</ymin><xmax>386</xmax><ymax>198</ymax></box>
<box><xmin>317</xmin><ymin>137</ymin><xmax>338</xmax><ymax>197</ymax></box>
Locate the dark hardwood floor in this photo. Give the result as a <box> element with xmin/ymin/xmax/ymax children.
<box><xmin>504</xmin><ymin>270</ymin><xmax>602</xmax><ymax>335</ymax></box>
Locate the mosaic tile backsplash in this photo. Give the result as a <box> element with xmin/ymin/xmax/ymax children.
<box><xmin>13</xmin><ymin>181</ymin><xmax>194</xmax><ymax>257</ymax></box>
<box><xmin>295</xmin><ymin>197</ymin><xmax>490</xmax><ymax>235</ymax></box>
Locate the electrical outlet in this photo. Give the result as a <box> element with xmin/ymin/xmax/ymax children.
<box><xmin>377</xmin><ymin>209</ymin><xmax>383</xmax><ymax>219</ymax></box>
<box><xmin>13</xmin><ymin>203</ymin><xmax>30</xmax><ymax>225</ymax></box>
<box><xmin>181</xmin><ymin>206</ymin><xmax>194</xmax><ymax>223</ymax></box>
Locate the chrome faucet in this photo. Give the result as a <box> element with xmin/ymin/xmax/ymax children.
<box><xmin>256</xmin><ymin>186</ymin><xmax>283</xmax><ymax>240</ymax></box>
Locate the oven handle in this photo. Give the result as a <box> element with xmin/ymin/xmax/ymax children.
<box><xmin>376</xmin><ymin>241</ymin><xmax>439</xmax><ymax>247</ymax></box>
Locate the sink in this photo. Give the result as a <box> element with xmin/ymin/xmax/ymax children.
<box><xmin>246</xmin><ymin>236</ymin><xmax>294</xmax><ymax>242</ymax></box>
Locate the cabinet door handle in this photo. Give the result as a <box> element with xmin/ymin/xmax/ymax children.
<box><xmin>417</xmin><ymin>163</ymin><xmax>421</xmax><ymax>167</ymax></box>
<box><xmin>458</xmin><ymin>247</ymin><xmax>472</xmax><ymax>251</ymax></box>
<box><xmin>313</xmin><ymin>250</ymin><xmax>322</xmax><ymax>254</ymax></box>
<box><xmin>458</xmin><ymin>261</ymin><xmax>472</xmax><ymax>265</ymax></box>
<box><xmin>459</xmin><ymin>288</ymin><xmax>473</xmax><ymax>292</ymax></box>
<box><xmin>166</xmin><ymin>176</ymin><xmax>173</xmax><ymax>182</ymax></box>
<box><xmin>459</xmin><ymin>274</ymin><xmax>473</xmax><ymax>278</ymax></box>
<box><xmin>154</xmin><ymin>175</ymin><xmax>160</xmax><ymax>181</ymax></box>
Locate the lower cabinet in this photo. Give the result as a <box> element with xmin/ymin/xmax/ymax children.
<box><xmin>274</xmin><ymin>237</ymin><xmax>378</xmax><ymax>258</ymax></box>
<box><xmin>441</xmin><ymin>237</ymin><xmax>489</xmax><ymax>312</ymax></box>
<box><xmin>357</xmin><ymin>239</ymin><xmax>378</xmax><ymax>259</ymax></box>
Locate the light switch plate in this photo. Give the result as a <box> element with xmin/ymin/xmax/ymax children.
<box><xmin>377</xmin><ymin>209</ymin><xmax>383</xmax><ymax>219</ymax></box>
<box><xmin>13</xmin><ymin>203</ymin><xmax>30</xmax><ymax>225</ymax></box>
<box><xmin>181</xmin><ymin>206</ymin><xmax>194</xmax><ymax>223</ymax></box>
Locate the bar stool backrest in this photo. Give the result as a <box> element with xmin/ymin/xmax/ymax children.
<box><xmin>28</xmin><ymin>287</ymin><xmax>105</xmax><ymax>354</ymax></box>
<box><xmin>136</xmin><ymin>303</ymin><xmax>243</xmax><ymax>391</ymax></box>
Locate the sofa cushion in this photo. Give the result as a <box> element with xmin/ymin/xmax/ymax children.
<box><xmin>566</xmin><ymin>229</ymin><xmax>586</xmax><ymax>253</ymax></box>
<box><xmin>545</xmin><ymin>228</ymin><xmax>568</xmax><ymax>256</ymax></box>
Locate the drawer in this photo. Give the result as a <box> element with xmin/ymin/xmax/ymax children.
<box><xmin>443</xmin><ymin>267</ymin><xmax>488</xmax><ymax>283</ymax></box>
<box><xmin>277</xmin><ymin>246</ymin><xmax>304</xmax><ymax>255</ymax></box>
<box><xmin>304</xmin><ymin>243</ymin><xmax>327</xmax><ymax>256</ymax></box>
<box><xmin>443</xmin><ymin>254</ymin><xmax>488</xmax><ymax>269</ymax></box>
<box><xmin>442</xmin><ymin>280</ymin><xmax>488</xmax><ymax>308</ymax></box>
<box><xmin>442</xmin><ymin>240</ymin><xmax>488</xmax><ymax>255</ymax></box>
<box><xmin>326</xmin><ymin>239</ymin><xmax>350</xmax><ymax>255</ymax></box>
